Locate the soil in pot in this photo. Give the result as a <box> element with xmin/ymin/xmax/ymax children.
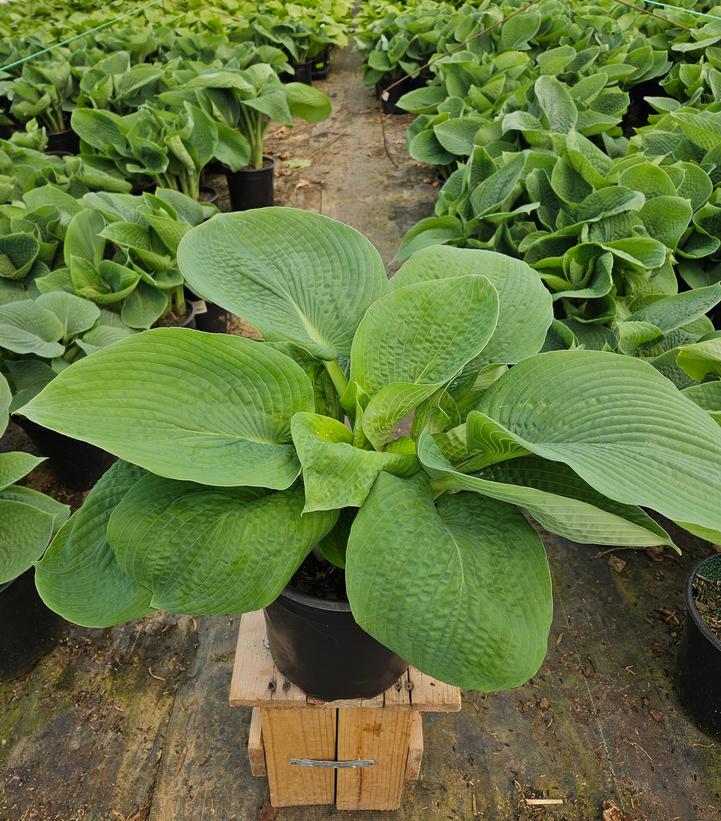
<box><xmin>226</xmin><ymin>156</ymin><xmax>275</xmax><ymax>211</ymax></box>
<box><xmin>47</xmin><ymin>129</ymin><xmax>80</xmax><ymax>154</ymax></box>
<box><xmin>695</xmin><ymin>560</ymin><xmax>721</xmax><ymax>640</ymax></box>
<box><xmin>263</xmin><ymin>552</ymin><xmax>407</xmax><ymax>701</ymax></box>
<box><xmin>14</xmin><ymin>416</ymin><xmax>116</xmax><ymax>491</ymax></box>
<box><xmin>154</xmin><ymin>298</ymin><xmax>197</xmax><ymax>329</ymax></box>
<box><xmin>198</xmin><ymin>184</ymin><xmax>219</xmax><ymax>205</ymax></box>
<box><xmin>0</xmin><ymin>570</ymin><xmax>64</xmax><ymax>679</ymax></box>
<box><xmin>676</xmin><ymin>554</ymin><xmax>721</xmax><ymax>739</ymax></box>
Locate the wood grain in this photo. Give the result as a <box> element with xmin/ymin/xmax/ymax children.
<box><xmin>260</xmin><ymin>707</ymin><xmax>336</xmax><ymax>807</ymax></box>
<box><xmin>336</xmin><ymin>708</ymin><xmax>413</xmax><ymax>810</ymax></box>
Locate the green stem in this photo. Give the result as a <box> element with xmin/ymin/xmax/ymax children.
<box><xmin>173</xmin><ymin>284</ymin><xmax>185</xmax><ymax>314</ymax></box>
<box><xmin>324</xmin><ymin>359</ymin><xmax>349</xmax><ymax>399</ymax></box>
<box><xmin>240</xmin><ymin>106</ymin><xmax>264</xmax><ymax>169</ymax></box>
<box><xmin>430</xmin><ymin>477</ymin><xmax>453</xmax><ymax>499</ymax></box>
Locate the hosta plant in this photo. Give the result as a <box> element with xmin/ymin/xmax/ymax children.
<box><xmin>0</xmin><ymin>185</ymin><xmax>216</xmax><ymax>328</ymax></box>
<box><xmin>71</xmin><ymin>101</ymin><xmax>247</xmax><ymax>198</ymax></box>
<box><xmin>0</xmin><ymin>372</ymin><xmax>69</xmax><ymax>585</ymax></box>
<box><xmin>158</xmin><ymin>63</ymin><xmax>331</xmax><ymax>169</ymax></box>
<box><xmin>18</xmin><ymin>208</ymin><xmax>721</xmax><ymax>689</ymax></box>
<box><xmin>0</xmin><ymin>292</ymin><xmax>137</xmax><ymax>410</ymax></box>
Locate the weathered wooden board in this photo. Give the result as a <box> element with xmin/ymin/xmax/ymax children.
<box><xmin>336</xmin><ymin>708</ymin><xmax>413</xmax><ymax>810</ymax></box>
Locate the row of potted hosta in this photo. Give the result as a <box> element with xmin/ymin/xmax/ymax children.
<box><xmin>0</xmin><ymin>0</ymin><xmax>351</xmax><ymax>85</ymax></box>
<box><xmin>356</xmin><ymin>0</ymin><xmax>721</xmax><ymax>735</ymax></box>
<box><xmin>0</xmin><ymin>0</ymin><xmax>340</xmax><ymax>677</ymax></box>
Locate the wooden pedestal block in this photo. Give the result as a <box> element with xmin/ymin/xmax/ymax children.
<box><xmin>229</xmin><ymin>611</ymin><xmax>461</xmax><ymax>810</ymax></box>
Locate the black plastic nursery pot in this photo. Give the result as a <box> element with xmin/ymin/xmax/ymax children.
<box><xmin>264</xmin><ymin>586</ymin><xmax>407</xmax><ymax>701</ymax></box>
<box><xmin>0</xmin><ymin>571</ymin><xmax>63</xmax><ymax>679</ymax></box>
<box><xmin>376</xmin><ymin>74</ymin><xmax>423</xmax><ymax>115</ymax></box>
<box><xmin>289</xmin><ymin>60</ymin><xmax>314</xmax><ymax>85</ymax></box>
<box><xmin>311</xmin><ymin>51</ymin><xmax>330</xmax><ymax>81</ymax></box>
<box><xmin>194</xmin><ymin>301</ymin><xmax>233</xmax><ymax>333</ymax></box>
<box><xmin>47</xmin><ymin>128</ymin><xmax>80</xmax><ymax>154</ymax></box>
<box><xmin>184</xmin><ymin>287</ymin><xmax>231</xmax><ymax>333</ymax></box>
<box><xmin>14</xmin><ymin>416</ymin><xmax>116</xmax><ymax>491</ymax></box>
<box><xmin>226</xmin><ymin>156</ymin><xmax>275</xmax><ymax>211</ymax></box>
<box><xmin>676</xmin><ymin>556</ymin><xmax>721</xmax><ymax>739</ymax></box>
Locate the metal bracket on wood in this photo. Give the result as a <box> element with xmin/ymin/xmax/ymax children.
<box><xmin>289</xmin><ymin>758</ymin><xmax>376</xmax><ymax>769</ymax></box>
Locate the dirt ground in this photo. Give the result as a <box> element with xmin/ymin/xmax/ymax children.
<box><xmin>1</xmin><ymin>46</ymin><xmax>720</xmax><ymax>821</ymax></box>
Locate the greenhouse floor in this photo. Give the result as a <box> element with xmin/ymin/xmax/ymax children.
<box><xmin>2</xmin><ymin>47</ymin><xmax>721</xmax><ymax>821</ymax></box>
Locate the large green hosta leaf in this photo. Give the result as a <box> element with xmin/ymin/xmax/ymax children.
<box><xmin>475</xmin><ymin>351</ymin><xmax>721</xmax><ymax>536</ymax></box>
<box><xmin>0</xmin><ymin>499</ymin><xmax>54</xmax><ymax>584</ymax></box>
<box><xmin>20</xmin><ymin>329</ymin><xmax>315</xmax><ymax>489</ymax></box>
<box><xmin>346</xmin><ymin>473</ymin><xmax>552</xmax><ymax>691</ymax></box>
<box><xmin>0</xmin><ymin>452</ymin><xmax>45</xmax><ymax>490</ymax></box>
<box><xmin>418</xmin><ymin>432</ymin><xmax>675</xmax><ymax>548</ymax></box>
<box><xmin>177</xmin><ymin>208</ymin><xmax>387</xmax><ymax>360</ymax></box>
<box><xmin>0</xmin><ymin>300</ymin><xmax>65</xmax><ymax>358</ymax></box>
<box><xmin>107</xmin><ymin>478</ymin><xmax>337</xmax><ymax>614</ymax></box>
<box><xmin>35</xmin><ymin>461</ymin><xmax>153</xmax><ymax>627</ymax></box>
<box><xmin>0</xmin><ymin>372</ymin><xmax>10</xmax><ymax>432</ymax></box>
<box><xmin>350</xmin><ymin>275</ymin><xmax>499</xmax><ymax>448</ymax></box>
<box><xmin>391</xmin><ymin>246</ymin><xmax>552</xmax><ymax>364</ymax></box>
<box><xmin>290</xmin><ymin>412</ymin><xmax>419</xmax><ymax>512</ymax></box>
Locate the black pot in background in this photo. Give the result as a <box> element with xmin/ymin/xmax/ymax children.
<box><xmin>290</xmin><ymin>60</ymin><xmax>313</xmax><ymax>85</ymax></box>
<box><xmin>47</xmin><ymin>129</ymin><xmax>80</xmax><ymax>154</ymax></box>
<box><xmin>195</xmin><ymin>302</ymin><xmax>233</xmax><ymax>333</ymax></box>
<box><xmin>14</xmin><ymin>416</ymin><xmax>116</xmax><ymax>491</ymax></box>
<box><xmin>376</xmin><ymin>73</ymin><xmax>425</xmax><ymax>115</ymax></box>
<box><xmin>676</xmin><ymin>556</ymin><xmax>721</xmax><ymax>739</ymax></box>
<box><xmin>226</xmin><ymin>156</ymin><xmax>275</xmax><ymax>211</ymax></box>
<box><xmin>184</xmin><ymin>286</ymin><xmax>232</xmax><ymax>333</ymax></box>
<box><xmin>311</xmin><ymin>51</ymin><xmax>330</xmax><ymax>81</ymax></box>
<box><xmin>0</xmin><ymin>571</ymin><xmax>63</xmax><ymax>679</ymax></box>
<box><xmin>264</xmin><ymin>586</ymin><xmax>407</xmax><ymax>701</ymax></box>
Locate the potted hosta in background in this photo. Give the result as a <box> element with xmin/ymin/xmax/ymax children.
<box><xmin>0</xmin><ymin>372</ymin><xmax>69</xmax><ymax>676</ymax></box>
<box><xmin>17</xmin><ymin>208</ymin><xmax>721</xmax><ymax>700</ymax></box>
<box><xmin>159</xmin><ymin>65</ymin><xmax>331</xmax><ymax>210</ymax></box>
<box><xmin>0</xmin><ymin>292</ymin><xmax>131</xmax><ymax>487</ymax></box>
<box><xmin>677</xmin><ymin>553</ymin><xmax>721</xmax><ymax>739</ymax></box>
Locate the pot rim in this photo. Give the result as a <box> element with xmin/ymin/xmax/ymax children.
<box><xmin>240</xmin><ymin>155</ymin><xmax>275</xmax><ymax>173</ymax></box>
<box><xmin>686</xmin><ymin>556</ymin><xmax>721</xmax><ymax>653</ymax></box>
<box><xmin>0</xmin><ymin>578</ymin><xmax>16</xmax><ymax>595</ymax></box>
<box><xmin>279</xmin><ymin>583</ymin><xmax>352</xmax><ymax>614</ymax></box>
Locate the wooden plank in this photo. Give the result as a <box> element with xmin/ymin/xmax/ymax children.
<box><xmin>260</xmin><ymin>707</ymin><xmax>336</xmax><ymax>807</ymax></box>
<box><xmin>336</xmin><ymin>707</ymin><xmax>413</xmax><ymax>810</ymax></box>
<box><xmin>383</xmin><ymin>669</ymin><xmax>411</xmax><ymax>708</ymax></box>
<box><xmin>247</xmin><ymin>708</ymin><xmax>266</xmax><ymax>777</ymax></box>
<box><xmin>405</xmin><ymin>712</ymin><xmax>423</xmax><ymax>781</ymax></box>
<box><xmin>229</xmin><ymin>611</ymin><xmax>305</xmax><ymax>707</ymax></box>
<box><xmin>407</xmin><ymin>668</ymin><xmax>462</xmax><ymax>712</ymax></box>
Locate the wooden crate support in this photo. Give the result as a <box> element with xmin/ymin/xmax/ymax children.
<box><xmin>230</xmin><ymin>611</ymin><xmax>461</xmax><ymax>811</ymax></box>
